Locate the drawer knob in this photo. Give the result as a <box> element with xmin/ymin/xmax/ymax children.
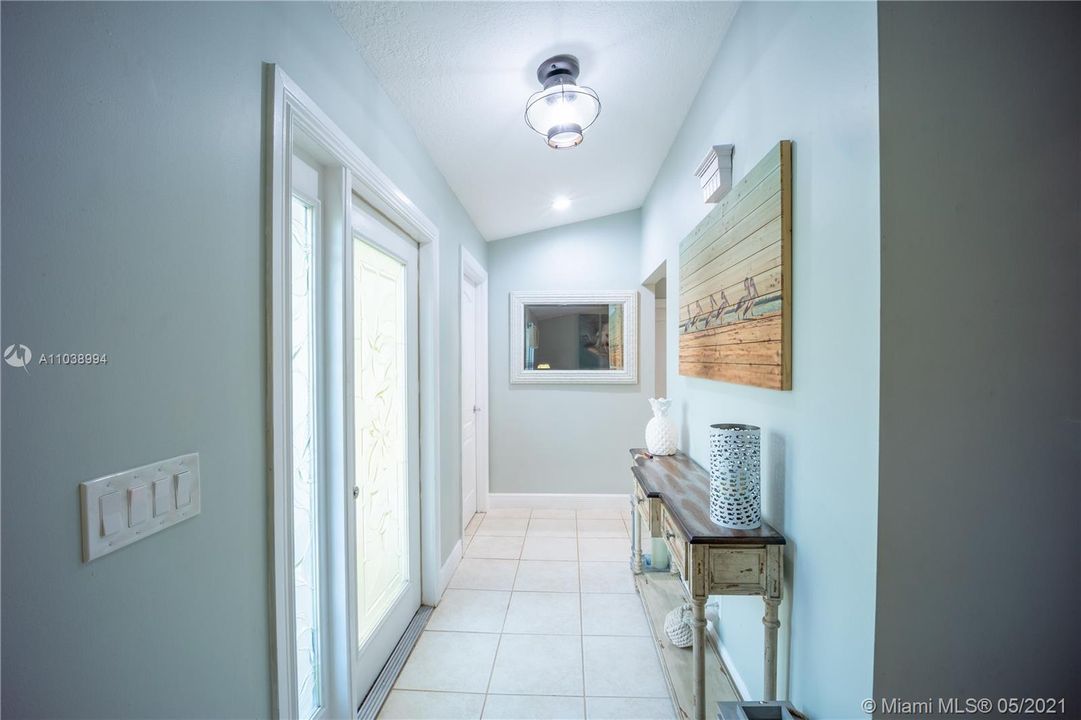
<box><xmin>665</xmin><ymin>531</ymin><xmax>675</xmax><ymax>540</ymax></box>
<box><xmin>636</xmin><ymin>497</ymin><xmax>645</xmax><ymax>504</ymax></box>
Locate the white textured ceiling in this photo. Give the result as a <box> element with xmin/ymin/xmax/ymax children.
<box><xmin>332</xmin><ymin>1</ymin><xmax>738</xmax><ymax>240</ymax></box>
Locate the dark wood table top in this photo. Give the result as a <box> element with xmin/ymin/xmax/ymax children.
<box><xmin>630</xmin><ymin>448</ymin><xmax>786</xmax><ymax>546</ymax></box>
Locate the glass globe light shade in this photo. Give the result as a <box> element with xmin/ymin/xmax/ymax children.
<box><xmin>524</xmin><ymin>79</ymin><xmax>601</xmax><ymax>149</ymax></box>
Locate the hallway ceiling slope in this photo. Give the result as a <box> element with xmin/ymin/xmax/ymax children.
<box><xmin>333</xmin><ymin>1</ymin><xmax>739</xmax><ymax>240</ymax></box>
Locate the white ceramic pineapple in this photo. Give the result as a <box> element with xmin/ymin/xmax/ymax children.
<box><xmin>645</xmin><ymin>398</ymin><xmax>678</xmax><ymax>455</ymax></box>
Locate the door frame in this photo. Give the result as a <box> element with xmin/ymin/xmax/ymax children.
<box><xmin>265</xmin><ymin>64</ymin><xmax>442</xmax><ymax>720</ymax></box>
<box><xmin>459</xmin><ymin>247</ymin><xmax>489</xmax><ymax>529</ymax></box>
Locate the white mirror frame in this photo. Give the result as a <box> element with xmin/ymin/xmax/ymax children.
<box><xmin>510</xmin><ymin>290</ymin><xmax>638</xmax><ymax>384</ymax></box>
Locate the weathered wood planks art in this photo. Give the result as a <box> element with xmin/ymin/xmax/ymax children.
<box><xmin>678</xmin><ymin>141</ymin><xmax>792</xmax><ymax>390</ymax></box>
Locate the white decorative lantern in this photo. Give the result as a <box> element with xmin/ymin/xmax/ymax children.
<box><xmin>645</xmin><ymin>398</ymin><xmax>678</xmax><ymax>455</ymax></box>
<box><xmin>708</xmin><ymin>423</ymin><xmax>761</xmax><ymax>529</ymax></box>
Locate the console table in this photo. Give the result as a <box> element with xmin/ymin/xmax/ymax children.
<box><xmin>628</xmin><ymin>449</ymin><xmax>787</xmax><ymax>720</ymax></box>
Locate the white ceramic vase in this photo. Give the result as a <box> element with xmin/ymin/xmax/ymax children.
<box><xmin>645</xmin><ymin>398</ymin><xmax>678</xmax><ymax>455</ymax></box>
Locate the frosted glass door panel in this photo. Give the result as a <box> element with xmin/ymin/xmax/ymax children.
<box><xmin>349</xmin><ymin>202</ymin><xmax>420</xmax><ymax>703</ymax></box>
<box><xmin>353</xmin><ymin>240</ymin><xmax>408</xmax><ymax>648</ymax></box>
<box><xmin>290</xmin><ymin>194</ymin><xmax>322</xmax><ymax>720</ymax></box>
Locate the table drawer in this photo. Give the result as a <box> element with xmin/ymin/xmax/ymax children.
<box><xmin>632</xmin><ymin>475</ymin><xmax>663</xmax><ymax>536</ymax></box>
<box><xmin>707</xmin><ymin>546</ymin><xmax>766</xmax><ymax>594</ymax></box>
<box><xmin>661</xmin><ymin>506</ymin><xmax>688</xmax><ymax>579</ymax></box>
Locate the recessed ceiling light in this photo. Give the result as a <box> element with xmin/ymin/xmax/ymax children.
<box><xmin>552</xmin><ymin>196</ymin><xmax>571</xmax><ymax>211</ymax></box>
<box><xmin>525</xmin><ymin>54</ymin><xmax>601</xmax><ymax>149</ymax></box>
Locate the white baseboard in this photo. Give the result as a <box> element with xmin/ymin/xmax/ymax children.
<box><xmin>486</xmin><ymin>492</ymin><xmax>627</xmax><ymax>511</ymax></box>
<box><xmin>716</xmin><ymin>637</ymin><xmax>751</xmax><ymax>701</ymax></box>
<box><xmin>437</xmin><ymin>539</ymin><xmax>462</xmax><ymax>599</ymax></box>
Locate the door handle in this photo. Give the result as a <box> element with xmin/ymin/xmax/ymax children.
<box><xmin>473</xmin><ymin>405</ymin><xmax>482</xmax><ymax>413</ymax></box>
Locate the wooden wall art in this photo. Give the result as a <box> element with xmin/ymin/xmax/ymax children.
<box><xmin>678</xmin><ymin>141</ymin><xmax>792</xmax><ymax>390</ymax></box>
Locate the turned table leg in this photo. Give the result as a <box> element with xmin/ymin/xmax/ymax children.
<box><xmin>692</xmin><ymin>595</ymin><xmax>707</xmax><ymax>720</ymax></box>
<box><xmin>763</xmin><ymin>597</ymin><xmax>781</xmax><ymax>701</ymax></box>
<box><xmin>630</xmin><ymin>494</ymin><xmax>643</xmax><ymax>574</ymax></box>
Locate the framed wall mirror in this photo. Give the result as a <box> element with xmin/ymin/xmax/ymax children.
<box><xmin>510</xmin><ymin>291</ymin><xmax>638</xmax><ymax>384</ymax></box>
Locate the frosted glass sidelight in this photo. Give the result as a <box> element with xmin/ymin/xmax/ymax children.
<box><xmin>290</xmin><ymin>195</ymin><xmax>322</xmax><ymax>719</ymax></box>
<box><xmin>354</xmin><ymin>239</ymin><xmax>409</xmax><ymax>648</ymax></box>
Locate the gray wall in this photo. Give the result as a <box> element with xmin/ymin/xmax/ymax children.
<box><xmin>640</xmin><ymin>3</ymin><xmax>881</xmax><ymax>715</ymax></box>
<box><xmin>874</xmin><ymin>2</ymin><xmax>1081</xmax><ymax>714</ymax></box>
<box><xmin>1</xmin><ymin>3</ymin><xmax>486</xmax><ymax>717</ymax></box>
<box><xmin>488</xmin><ymin>209</ymin><xmax>655</xmax><ymax>495</ymax></box>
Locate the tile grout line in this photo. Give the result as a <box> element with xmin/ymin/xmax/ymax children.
<box><xmin>418</xmin><ymin>628</ymin><xmax>650</xmax><ymax>639</ymax></box>
<box><xmin>479</xmin><ymin>514</ymin><xmax>511</xmax><ymax>720</ymax></box>
<box><xmin>392</xmin><ymin>687</ymin><xmax>664</xmax><ymax>697</ymax></box>
<box><xmin>577</xmin><ymin>519</ymin><xmax>588</xmax><ymax>714</ymax></box>
<box><xmin>483</xmin><ymin>510</ymin><xmax>525</xmax><ymax>716</ymax></box>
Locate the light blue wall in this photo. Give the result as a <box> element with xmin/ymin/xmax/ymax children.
<box><xmin>1</xmin><ymin>2</ymin><xmax>485</xmax><ymax>716</ymax></box>
<box><xmin>488</xmin><ymin>210</ymin><xmax>656</xmax><ymax>494</ymax></box>
<box><xmin>640</xmin><ymin>3</ymin><xmax>880</xmax><ymax>717</ymax></box>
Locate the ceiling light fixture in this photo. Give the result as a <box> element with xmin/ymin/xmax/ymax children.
<box><xmin>552</xmin><ymin>196</ymin><xmax>571</xmax><ymax>211</ymax></box>
<box><xmin>525</xmin><ymin>54</ymin><xmax>601</xmax><ymax>149</ymax></box>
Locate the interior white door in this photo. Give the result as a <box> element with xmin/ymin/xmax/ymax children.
<box><xmin>348</xmin><ymin>201</ymin><xmax>421</xmax><ymax>706</ymax></box>
<box><xmin>461</xmin><ymin>281</ymin><xmax>478</xmax><ymax>525</ymax></box>
<box><xmin>655</xmin><ymin>299</ymin><xmax>667</xmax><ymax>398</ymax></box>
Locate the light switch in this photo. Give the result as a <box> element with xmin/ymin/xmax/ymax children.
<box><xmin>153</xmin><ymin>476</ymin><xmax>172</xmax><ymax>516</ymax></box>
<box><xmin>80</xmin><ymin>452</ymin><xmax>200</xmax><ymax>562</ymax></box>
<box><xmin>100</xmin><ymin>491</ymin><xmax>125</xmax><ymax>537</ymax></box>
<box><xmin>128</xmin><ymin>485</ymin><xmax>149</xmax><ymax>527</ymax></box>
<box><xmin>175</xmin><ymin>471</ymin><xmax>193</xmax><ymax>508</ymax></box>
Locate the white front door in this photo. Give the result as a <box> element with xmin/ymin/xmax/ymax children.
<box><xmin>348</xmin><ymin>200</ymin><xmax>421</xmax><ymax>705</ymax></box>
<box><xmin>461</xmin><ymin>281</ymin><xmax>478</xmax><ymax>525</ymax></box>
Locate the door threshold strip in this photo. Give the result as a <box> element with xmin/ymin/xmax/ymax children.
<box><xmin>357</xmin><ymin>605</ymin><xmax>433</xmax><ymax>720</ymax></box>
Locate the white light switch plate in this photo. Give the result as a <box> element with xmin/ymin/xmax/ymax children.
<box><xmin>79</xmin><ymin>453</ymin><xmax>200</xmax><ymax>562</ymax></box>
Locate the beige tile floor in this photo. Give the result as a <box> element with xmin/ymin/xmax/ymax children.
<box><xmin>379</xmin><ymin>508</ymin><xmax>677</xmax><ymax>720</ymax></box>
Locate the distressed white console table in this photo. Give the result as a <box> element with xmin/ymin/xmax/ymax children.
<box><xmin>629</xmin><ymin>449</ymin><xmax>786</xmax><ymax>720</ymax></box>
